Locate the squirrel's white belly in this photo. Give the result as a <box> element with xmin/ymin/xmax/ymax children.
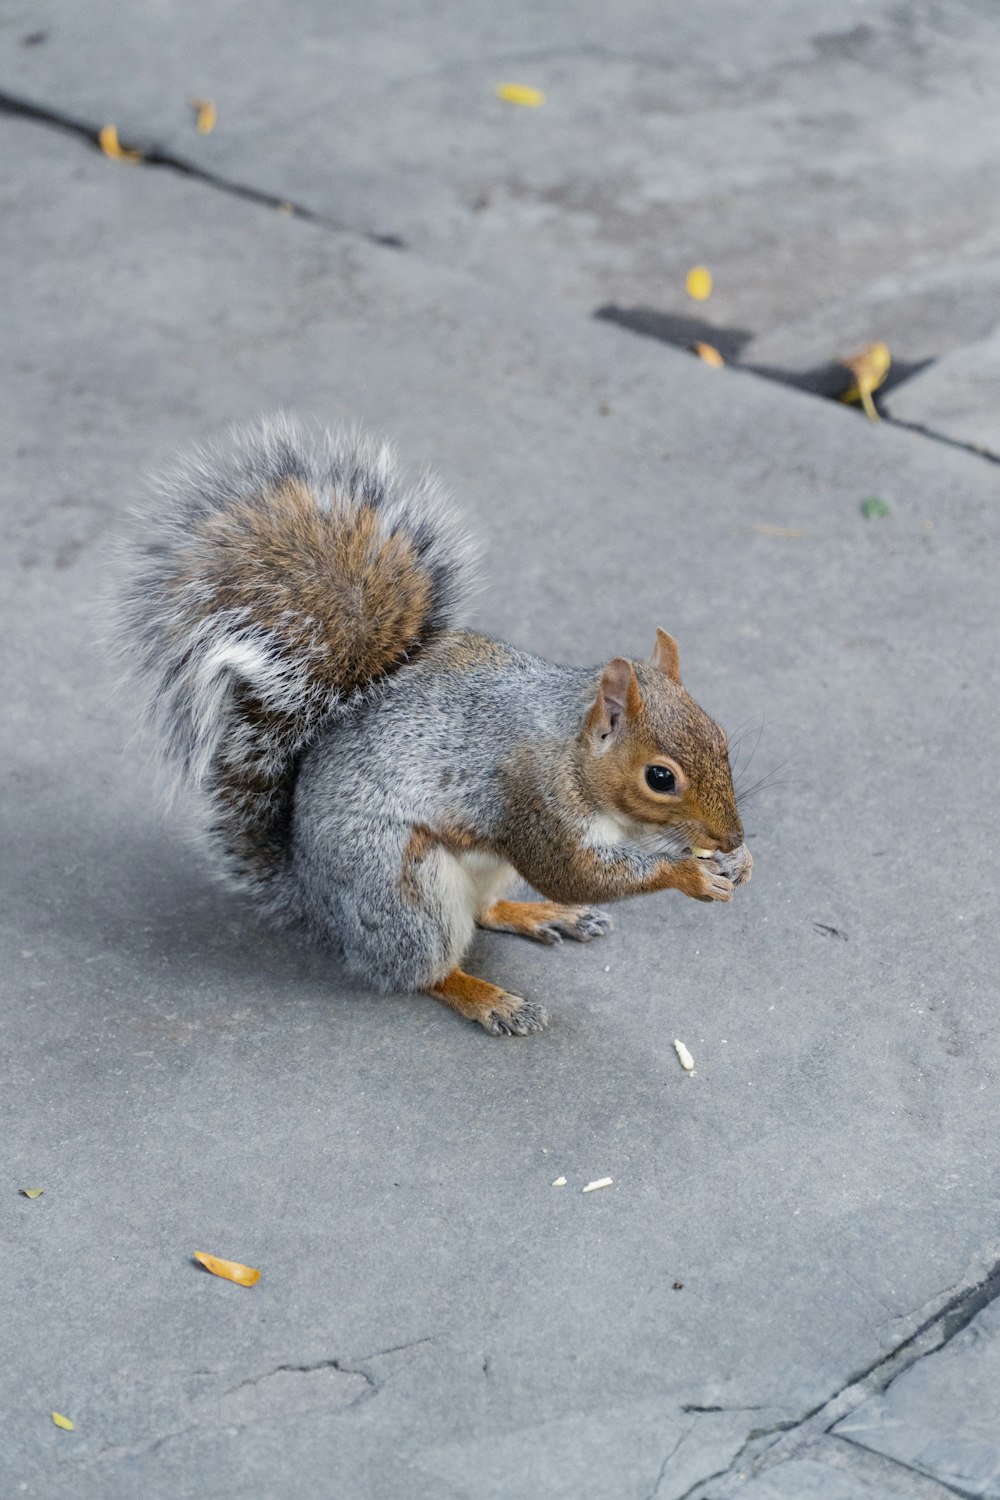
<box><xmin>464</xmin><ymin>850</ymin><xmax>518</xmax><ymax>912</ymax></box>
<box><xmin>434</xmin><ymin>849</ymin><xmax>518</xmax><ymax>964</ymax></box>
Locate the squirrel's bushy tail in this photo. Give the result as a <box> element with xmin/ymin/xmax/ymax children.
<box><xmin>119</xmin><ymin>414</ymin><xmax>474</xmax><ymax>914</ymax></box>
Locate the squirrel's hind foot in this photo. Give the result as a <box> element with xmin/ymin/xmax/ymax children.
<box><xmin>485</xmin><ymin>996</ymin><xmax>550</xmax><ymax>1036</ymax></box>
<box><xmin>427</xmin><ymin>968</ymin><xmax>549</xmax><ymax>1036</ymax></box>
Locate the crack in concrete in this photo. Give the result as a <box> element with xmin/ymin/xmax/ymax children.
<box><xmin>879</xmin><ymin>412</ymin><xmax>1000</xmax><ymax>467</ymax></box>
<box><xmin>674</xmin><ymin>1255</ymin><xmax>1000</xmax><ymax>1499</ymax></box>
<box><xmin>645</xmin><ymin>1422</ymin><xmax>696</xmax><ymax>1500</ymax></box>
<box><xmin>87</xmin><ymin>1339</ymin><xmax>433</xmax><ymax>1465</ymax></box>
<box><xmin>680</xmin><ymin>1405</ymin><xmax>772</xmax><ymax>1415</ymax></box>
<box><xmin>6</xmin><ymin>89</ymin><xmax>995</xmax><ymax>472</ymax></box>
<box><xmin>95</xmin><ymin>1424</ymin><xmax>202</xmax><ymax>1463</ymax></box>
<box><xmin>224</xmin><ymin>1335</ymin><xmax>433</xmax><ymax>1401</ymax></box>
<box><xmin>869</xmin><ymin>1257</ymin><xmax>1000</xmax><ymax>1396</ymax></box>
<box><xmin>352</xmin><ymin>1335</ymin><xmax>436</xmax><ymax>1370</ymax></box>
<box><xmin>672</xmin><ymin>1423</ymin><xmax>796</xmax><ymax>1500</ymax></box>
<box><xmin>594</xmin><ymin>304</ymin><xmax>1000</xmax><ymax>471</ymax></box>
<box><xmin>0</xmin><ymin>88</ymin><xmax>406</xmax><ymax>249</ymax></box>
<box><xmin>827</xmin><ymin>1432</ymin><xmax>983</xmax><ymax>1500</ymax></box>
<box><xmin>223</xmin><ymin>1355</ymin><xmax>377</xmax><ymax>1400</ymax></box>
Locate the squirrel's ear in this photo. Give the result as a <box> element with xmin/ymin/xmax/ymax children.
<box><xmin>651</xmin><ymin>627</ymin><xmax>681</xmax><ymax>684</ymax></box>
<box><xmin>586</xmin><ymin>658</ymin><xmax>642</xmax><ymax>749</ymax></box>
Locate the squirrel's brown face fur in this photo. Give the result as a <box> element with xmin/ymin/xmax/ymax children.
<box><xmin>582</xmin><ymin>630</ymin><xmax>744</xmax><ymax>853</ymax></box>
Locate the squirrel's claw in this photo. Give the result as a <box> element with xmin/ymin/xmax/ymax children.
<box><xmin>484</xmin><ymin>995</ymin><xmax>550</xmax><ymax>1036</ymax></box>
<box><xmin>535</xmin><ymin>926</ymin><xmax>564</xmax><ymax>947</ymax></box>
<box><xmin>537</xmin><ymin>907</ymin><xmax>614</xmax><ymax>944</ymax></box>
<box><xmin>479</xmin><ymin>900</ymin><xmax>613</xmax><ymax>946</ymax></box>
<box><xmin>572</xmin><ymin>908</ymin><xmax>615</xmax><ymax>940</ymax></box>
<box><xmin>687</xmin><ymin>857</ymin><xmax>735</xmax><ymax>903</ymax></box>
<box><xmin>716</xmin><ymin>844</ymin><xmax>753</xmax><ymax>888</ymax></box>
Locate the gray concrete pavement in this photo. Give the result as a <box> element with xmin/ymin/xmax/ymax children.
<box><xmin>4</xmin><ymin>0</ymin><xmax>1000</xmax><ymax>447</ymax></box>
<box><xmin>2</xmin><ymin>11</ymin><xmax>1000</xmax><ymax>1498</ymax></box>
<box><xmin>734</xmin><ymin>1444</ymin><xmax>965</xmax><ymax>1500</ymax></box>
<box><xmin>834</xmin><ymin>1298</ymin><xmax>1000</xmax><ymax>1497</ymax></box>
<box><xmin>886</xmin><ymin>324</ymin><xmax>1000</xmax><ymax>459</ymax></box>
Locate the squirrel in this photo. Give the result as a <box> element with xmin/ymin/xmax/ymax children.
<box><xmin>119</xmin><ymin>416</ymin><xmax>752</xmax><ymax>1036</ymax></box>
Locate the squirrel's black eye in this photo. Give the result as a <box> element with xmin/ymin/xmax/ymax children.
<box><xmin>645</xmin><ymin>765</ymin><xmax>677</xmax><ymax>794</ymax></box>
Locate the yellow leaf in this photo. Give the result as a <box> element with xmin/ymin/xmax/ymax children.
<box><xmin>840</xmin><ymin>342</ymin><xmax>891</xmax><ymax>422</ymax></box>
<box><xmin>20</xmin><ymin>1187</ymin><xmax>44</xmax><ymax>1198</ymax></box>
<box><xmin>496</xmin><ymin>83</ymin><xmax>545</xmax><ymax>107</ymax></box>
<box><xmin>191</xmin><ymin>98</ymin><xmax>216</xmax><ymax>134</ymax></box>
<box><xmin>193</xmin><ymin>1251</ymin><xmax>260</xmax><ymax>1286</ymax></box>
<box><xmin>51</xmin><ymin>1412</ymin><xmax>74</xmax><ymax>1431</ymax></box>
<box><xmin>691</xmin><ymin>341</ymin><xmax>724</xmax><ymax>367</ymax></box>
<box><xmin>98</xmin><ymin>124</ymin><xmax>143</xmax><ymax>163</ymax></box>
<box><xmin>685</xmin><ymin>266</ymin><xmax>713</xmax><ymax>301</ymax></box>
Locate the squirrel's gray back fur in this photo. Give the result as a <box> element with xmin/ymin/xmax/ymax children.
<box><xmin>118</xmin><ymin>415</ymin><xmax>476</xmax><ymax>919</ymax></box>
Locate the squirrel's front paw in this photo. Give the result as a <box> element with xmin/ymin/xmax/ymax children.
<box><xmin>484</xmin><ymin>993</ymin><xmax>550</xmax><ymax>1036</ymax></box>
<box><xmin>682</xmin><ymin>857</ymin><xmax>734</xmax><ymax>903</ymax></box>
<box><xmin>716</xmin><ymin>844</ymin><xmax>753</xmax><ymax>887</ymax></box>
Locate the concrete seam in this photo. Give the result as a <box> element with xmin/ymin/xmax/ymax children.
<box><xmin>593</xmin><ymin>309</ymin><xmax>1000</xmax><ymax>470</ymax></box>
<box><xmin>672</xmin><ymin>1254</ymin><xmax>1000</xmax><ymax>1499</ymax></box>
<box><xmin>0</xmin><ymin>87</ymin><xmax>407</xmax><ymax>249</ymax></box>
<box><xmin>826</xmin><ymin>1432</ymin><xmax>983</xmax><ymax>1500</ymax></box>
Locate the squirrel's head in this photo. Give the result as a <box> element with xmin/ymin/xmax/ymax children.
<box><xmin>581</xmin><ymin>628</ymin><xmax>744</xmax><ymax>854</ymax></box>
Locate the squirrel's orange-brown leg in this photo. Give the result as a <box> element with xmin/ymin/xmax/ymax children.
<box><xmin>426</xmin><ymin>967</ymin><xmax>549</xmax><ymax>1036</ymax></box>
<box><xmin>478</xmin><ymin>900</ymin><xmax>613</xmax><ymax>946</ymax></box>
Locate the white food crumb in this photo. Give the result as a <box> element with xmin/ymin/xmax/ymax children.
<box><xmin>551</xmin><ymin>1176</ymin><xmax>567</xmax><ymax>1187</ymax></box>
<box><xmin>582</xmin><ymin>1177</ymin><xmax>613</xmax><ymax>1193</ymax></box>
<box><xmin>673</xmin><ymin>1039</ymin><xmax>695</xmax><ymax>1072</ymax></box>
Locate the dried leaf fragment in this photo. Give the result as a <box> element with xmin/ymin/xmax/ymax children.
<box><xmin>840</xmin><ymin>342</ymin><xmax>890</xmax><ymax>422</ymax></box>
<box><xmin>20</xmin><ymin>1187</ymin><xmax>44</xmax><ymax>1198</ymax></box>
<box><xmin>685</xmin><ymin>266</ymin><xmax>713</xmax><ymax>301</ymax></box>
<box><xmin>496</xmin><ymin>83</ymin><xmax>545</xmax><ymax>107</ymax></box>
<box><xmin>551</xmin><ymin>1176</ymin><xmax>567</xmax><ymax>1187</ymax></box>
<box><xmin>673</xmin><ymin>1039</ymin><xmax>695</xmax><ymax>1072</ymax></box>
<box><xmin>193</xmin><ymin>1251</ymin><xmax>260</xmax><ymax>1286</ymax></box>
<box><xmin>582</xmin><ymin>1177</ymin><xmax>613</xmax><ymax>1193</ymax></box>
<box><xmin>98</xmin><ymin>124</ymin><xmax>143</xmax><ymax>163</ymax></box>
<box><xmin>691</xmin><ymin>341</ymin><xmax>724</xmax><ymax>367</ymax></box>
<box><xmin>51</xmin><ymin>1411</ymin><xmax>74</xmax><ymax>1431</ymax></box>
<box><xmin>752</xmin><ymin>522</ymin><xmax>803</xmax><ymax>539</ymax></box>
<box><xmin>191</xmin><ymin>98</ymin><xmax>217</xmax><ymax>134</ymax></box>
